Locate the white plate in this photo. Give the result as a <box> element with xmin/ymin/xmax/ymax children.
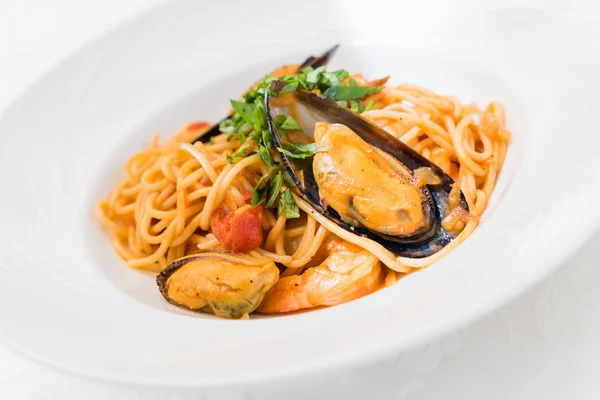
<box><xmin>0</xmin><ymin>1</ymin><xmax>599</xmax><ymax>388</ymax></box>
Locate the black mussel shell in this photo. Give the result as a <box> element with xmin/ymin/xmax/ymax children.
<box><xmin>266</xmin><ymin>88</ymin><xmax>469</xmax><ymax>258</ymax></box>
<box><xmin>192</xmin><ymin>45</ymin><xmax>340</xmax><ymax>144</ymax></box>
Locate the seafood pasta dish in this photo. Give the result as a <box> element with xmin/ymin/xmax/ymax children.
<box><xmin>96</xmin><ymin>45</ymin><xmax>511</xmax><ymax>319</ymax></box>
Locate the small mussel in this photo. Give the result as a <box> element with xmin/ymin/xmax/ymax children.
<box><xmin>193</xmin><ymin>45</ymin><xmax>340</xmax><ymax>144</ymax></box>
<box><xmin>266</xmin><ymin>88</ymin><xmax>469</xmax><ymax>258</ymax></box>
<box><xmin>156</xmin><ymin>251</ymin><xmax>279</xmax><ymax>319</ymax></box>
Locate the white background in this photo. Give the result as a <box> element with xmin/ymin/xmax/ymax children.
<box><xmin>2</xmin><ymin>0</ymin><xmax>600</xmax><ymax>398</ymax></box>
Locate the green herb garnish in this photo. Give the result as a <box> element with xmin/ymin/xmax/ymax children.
<box><xmin>279</xmin><ymin>82</ymin><xmax>298</xmax><ymax>95</ymax></box>
<box><xmin>274</xmin><ymin>115</ymin><xmax>302</xmax><ymax>132</ymax></box>
<box><xmin>265</xmin><ymin>172</ymin><xmax>283</xmax><ymax>208</ymax></box>
<box><xmin>322</xmin><ymin>77</ymin><xmax>384</xmax><ymax>101</ymax></box>
<box><xmin>218</xmin><ymin>66</ymin><xmax>384</xmax><ymax>219</ymax></box>
<box><xmin>226</xmin><ymin>145</ymin><xmax>249</xmax><ymax>164</ymax></box>
<box><xmin>278</xmin><ymin>189</ymin><xmax>300</xmax><ymax>219</ymax></box>
<box><xmin>278</xmin><ymin>142</ymin><xmax>325</xmax><ymax>159</ymax></box>
<box><xmin>282</xmin><ymin>171</ymin><xmax>296</xmax><ymax>187</ymax></box>
<box><xmin>251</xmin><ymin>167</ymin><xmax>283</xmax><ymax>206</ymax></box>
<box><xmin>258</xmin><ymin>144</ymin><xmax>273</xmax><ymax>168</ymax></box>
<box><xmin>230</xmin><ymin>100</ymin><xmax>255</xmax><ymax>125</ymax></box>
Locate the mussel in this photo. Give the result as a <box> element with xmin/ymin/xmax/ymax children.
<box><xmin>266</xmin><ymin>88</ymin><xmax>469</xmax><ymax>258</ymax></box>
<box><xmin>156</xmin><ymin>251</ymin><xmax>279</xmax><ymax>319</ymax></box>
<box><xmin>193</xmin><ymin>45</ymin><xmax>339</xmax><ymax>144</ymax></box>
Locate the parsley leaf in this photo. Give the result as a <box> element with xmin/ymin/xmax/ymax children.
<box><xmin>251</xmin><ymin>167</ymin><xmax>283</xmax><ymax>206</ymax></box>
<box><xmin>230</xmin><ymin>100</ymin><xmax>255</xmax><ymax>125</ymax></box>
<box><xmin>322</xmin><ymin>84</ymin><xmax>384</xmax><ymax>101</ymax></box>
<box><xmin>364</xmin><ymin>100</ymin><xmax>375</xmax><ymax>112</ymax></box>
<box><xmin>265</xmin><ymin>172</ymin><xmax>283</xmax><ymax>208</ymax></box>
<box><xmin>278</xmin><ymin>142</ymin><xmax>325</xmax><ymax>159</ymax></box>
<box><xmin>333</xmin><ymin>69</ymin><xmax>349</xmax><ymax>81</ymax></box>
<box><xmin>258</xmin><ymin>144</ymin><xmax>273</xmax><ymax>168</ymax></box>
<box><xmin>225</xmin><ymin>145</ymin><xmax>249</xmax><ymax>164</ymax></box>
<box><xmin>279</xmin><ymin>82</ymin><xmax>298</xmax><ymax>95</ymax></box>
<box><xmin>275</xmin><ymin>115</ymin><xmax>302</xmax><ymax>132</ymax></box>
<box><xmin>273</xmin><ymin>114</ymin><xmax>287</xmax><ymax>130</ymax></box>
<box><xmin>261</xmin><ymin>129</ymin><xmax>272</xmax><ymax>149</ymax></box>
<box><xmin>323</xmin><ymin>71</ymin><xmax>340</xmax><ymax>86</ymax></box>
<box><xmin>281</xmin><ymin>116</ymin><xmax>302</xmax><ymax>131</ymax></box>
<box><xmin>306</xmin><ymin>66</ymin><xmax>325</xmax><ymax>84</ymax></box>
<box><xmin>238</xmin><ymin>122</ymin><xmax>252</xmax><ymax>135</ymax></box>
<box><xmin>253</xmin><ymin>104</ymin><xmax>266</xmax><ymax>133</ymax></box>
<box><xmin>278</xmin><ymin>189</ymin><xmax>300</xmax><ymax>219</ymax></box>
<box><xmin>322</xmin><ymin>77</ymin><xmax>384</xmax><ymax>101</ymax></box>
<box><xmin>219</xmin><ymin>119</ymin><xmax>236</xmax><ymax>134</ymax></box>
<box><xmin>282</xmin><ymin>171</ymin><xmax>296</xmax><ymax>187</ymax></box>
<box><xmin>350</xmin><ymin>100</ymin><xmax>366</xmax><ymax>113</ymax></box>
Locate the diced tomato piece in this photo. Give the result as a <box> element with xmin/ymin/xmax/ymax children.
<box><xmin>187</xmin><ymin>121</ymin><xmax>210</xmax><ymax>131</ymax></box>
<box><xmin>210</xmin><ymin>204</ymin><xmax>263</xmax><ymax>252</ymax></box>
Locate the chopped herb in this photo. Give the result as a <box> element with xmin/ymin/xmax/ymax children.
<box><xmin>233</xmin><ymin>146</ymin><xmax>249</xmax><ymax>157</ymax></box>
<box><xmin>251</xmin><ymin>181</ymin><xmax>269</xmax><ymax>206</ymax></box>
<box><xmin>306</xmin><ymin>66</ymin><xmax>325</xmax><ymax>83</ymax></box>
<box><xmin>333</xmin><ymin>69</ymin><xmax>349</xmax><ymax>81</ymax></box>
<box><xmin>322</xmin><ymin>77</ymin><xmax>384</xmax><ymax>101</ymax></box>
<box><xmin>209</xmin><ymin>136</ymin><xmax>216</xmax><ymax>144</ymax></box>
<box><xmin>265</xmin><ymin>172</ymin><xmax>283</xmax><ymax>208</ymax></box>
<box><xmin>282</xmin><ymin>171</ymin><xmax>296</xmax><ymax>187</ymax></box>
<box><xmin>261</xmin><ymin>129</ymin><xmax>272</xmax><ymax>149</ymax></box>
<box><xmin>230</xmin><ymin>100</ymin><xmax>256</xmax><ymax>125</ymax></box>
<box><xmin>225</xmin><ymin>145</ymin><xmax>249</xmax><ymax>164</ymax></box>
<box><xmin>279</xmin><ymin>82</ymin><xmax>298</xmax><ymax>95</ymax></box>
<box><xmin>278</xmin><ymin>189</ymin><xmax>300</xmax><ymax>219</ymax></box>
<box><xmin>276</xmin><ymin>116</ymin><xmax>302</xmax><ymax>132</ymax></box>
<box><xmin>301</xmin><ymin>66</ymin><xmax>314</xmax><ymax>75</ymax></box>
<box><xmin>251</xmin><ymin>167</ymin><xmax>283</xmax><ymax>206</ymax></box>
<box><xmin>364</xmin><ymin>100</ymin><xmax>375</xmax><ymax>111</ymax></box>
<box><xmin>219</xmin><ymin>119</ymin><xmax>236</xmax><ymax>134</ymax></box>
<box><xmin>278</xmin><ymin>142</ymin><xmax>325</xmax><ymax>159</ymax></box>
<box><xmin>258</xmin><ymin>144</ymin><xmax>273</xmax><ymax>168</ymax></box>
<box><xmin>253</xmin><ymin>104</ymin><xmax>265</xmax><ymax>133</ymax></box>
<box><xmin>240</xmin><ymin>121</ymin><xmax>252</xmax><ymax>133</ymax></box>
<box><xmin>323</xmin><ymin>71</ymin><xmax>340</xmax><ymax>86</ymax></box>
<box><xmin>281</xmin><ymin>116</ymin><xmax>302</xmax><ymax>131</ymax></box>
<box><xmin>350</xmin><ymin>100</ymin><xmax>366</xmax><ymax>113</ymax></box>
<box><xmin>273</xmin><ymin>114</ymin><xmax>287</xmax><ymax>130</ymax></box>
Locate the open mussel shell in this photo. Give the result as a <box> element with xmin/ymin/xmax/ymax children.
<box><xmin>156</xmin><ymin>251</ymin><xmax>279</xmax><ymax>319</ymax></box>
<box><xmin>193</xmin><ymin>45</ymin><xmax>340</xmax><ymax>144</ymax></box>
<box><xmin>297</xmin><ymin>44</ymin><xmax>340</xmax><ymax>71</ymax></box>
<box><xmin>266</xmin><ymin>88</ymin><xmax>469</xmax><ymax>258</ymax></box>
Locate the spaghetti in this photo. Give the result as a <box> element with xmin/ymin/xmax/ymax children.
<box><xmin>96</xmin><ymin>70</ymin><xmax>511</xmax><ymax>316</ymax></box>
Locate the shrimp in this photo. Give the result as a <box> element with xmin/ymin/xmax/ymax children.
<box><xmin>257</xmin><ymin>239</ymin><xmax>384</xmax><ymax>313</ymax></box>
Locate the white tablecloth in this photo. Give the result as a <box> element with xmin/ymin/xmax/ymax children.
<box><xmin>2</xmin><ymin>1</ymin><xmax>600</xmax><ymax>398</ymax></box>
